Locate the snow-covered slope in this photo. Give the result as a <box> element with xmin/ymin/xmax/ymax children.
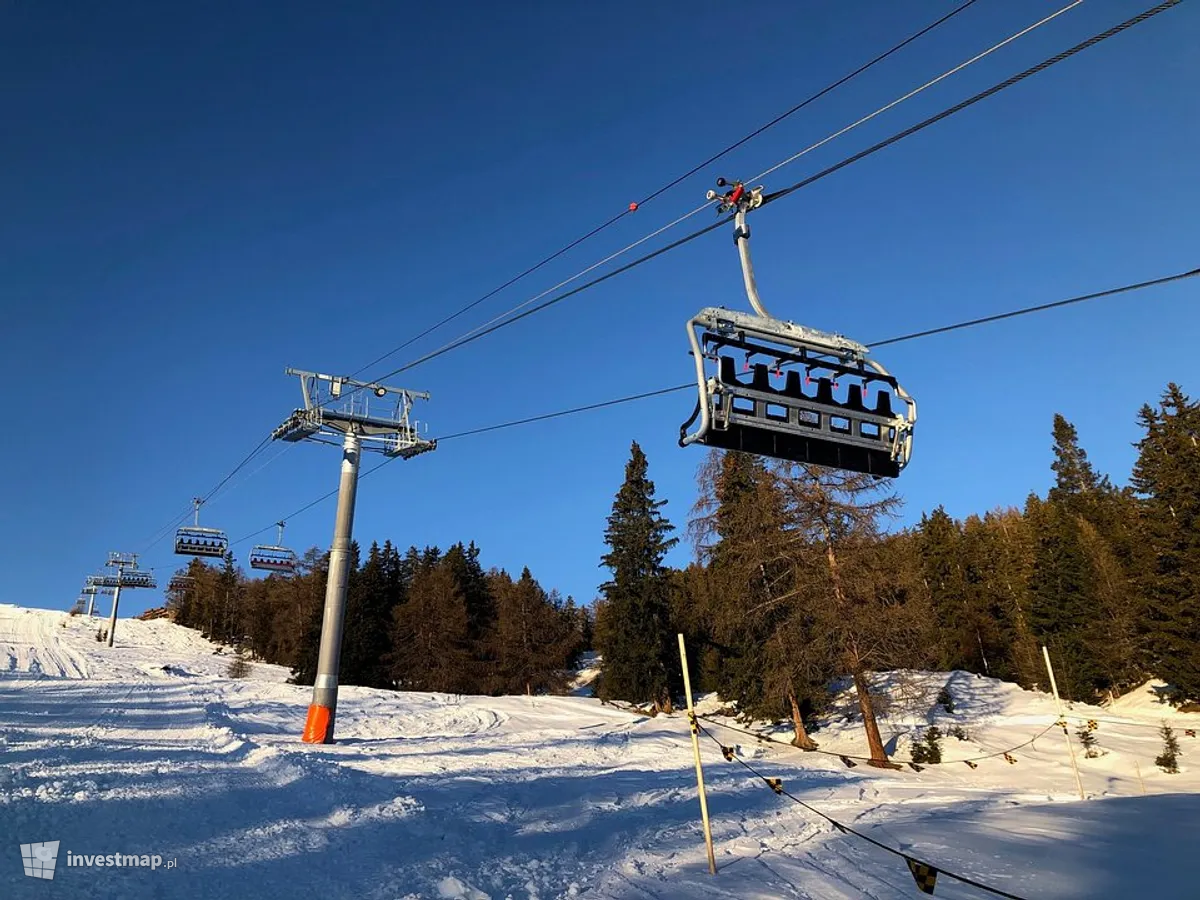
<box><xmin>1</xmin><ymin>603</ymin><xmax>1198</xmax><ymax>899</ymax></box>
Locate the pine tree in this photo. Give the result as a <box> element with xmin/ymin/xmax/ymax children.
<box><xmin>340</xmin><ymin>542</ymin><xmax>397</xmax><ymax>689</ymax></box>
<box><xmin>918</xmin><ymin>507</ymin><xmax>977</xmax><ymax>671</ymax></box>
<box><xmin>1076</xmin><ymin>723</ymin><xmax>1099</xmax><ymax>759</ymax></box>
<box><xmin>689</xmin><ymin>450</ymin><xmax>825</xmax><ymax>747</ymax></box>
<box><xmin>596</xmin><ymin>442</ymin><xmax>679</xmax><ymax>710</ymax></box>
<box><xmin>1026</xmin><ymin>494</ymin><xmax>1099</xmax><ymax>700</ymax></box>
<box><xmin>291</xmin><ymin>545</ymin><xmax>354</xmax><ymax>687</ymax></box>
<box><xmin>443</xmin><ymin>542</ymin><xmax>494</xmax><ymax>642</ymax></box>
<box><xmin>1032</xmin><ymin>414</ymin><xmax>1144</xmax><ymax>698</ymax></box>
<box><xmin>772</xmin><ymin>462</ymin><xmax>905</xmax><ymax>767</ymax></box>
<box><xmin>211</xmin><ymin>552</ymin><xmax>245</xmax><ymax>645</ymax></box>
<box><xmin>1049</xmin><ymin>414</ymin><xmax>1102</xmax><ymax>507</ymax></box>
<box><xmin>1076</xmin><ymin>517</ymin><xmax>1142</xmax><ymax>692</ymax></box>
<box><xmin>959</xmin><ymin>512</ymin><xmax>1031</xmax><ymax>682</ymax></box>
<box><xmin>287</xmin><ymin>548</ymin><xmax>329</xmax><ymax>683</ymax></box>
<box><xmin>562</xmin><ymin>597</ymin><xmax>594</xmax><ymax>653</ymax></box>
<box><xmin>389</xmin><ymin>554</ymin><xmax>473</xmax><ymax>693</ymax></box>
<box><xmin>910</xmin><ymin>726</ymin><xmax>943</xmax><ymax>764</ymax></box>
<box><xmin>1155</xmin><ymin>723</ymin><xmax>1181</xmax><ymax>773</ymax></box>
<box><xmin>226</xmin><ymin>645</ymin><xmax>252</xmax><ymax>679</ymax></box>
<box><xmin>1132</xmin><ymin>384</ymin><xmax>1200</xmax><ymax>701</ymax></box>
<box><xmin>980</xmin><ymin>508</ymin><xmax>1042</xmax><ymax>686</ymax></box>
<box><xmin>490</xmin><ymin>569</ymin><xmax>579</xmax><ymax>695</ymax></box>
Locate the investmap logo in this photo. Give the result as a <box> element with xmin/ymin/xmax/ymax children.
<box><xmin>20</xmin><ymin>842</ymin><xmax>60</xmax><ymax>880</ymax></box>
<box><xmin>18</xmin><ymin>841</ymin><xmax>174</xmax><ymax>880</ymax></box>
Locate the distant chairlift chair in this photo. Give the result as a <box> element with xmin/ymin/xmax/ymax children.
<box><xmin>248</xmin><ymin>521</ymin><xmax>298</xmax><ymax>575</ymax></box>
<box><xmin>680</xmin><ymin>179</ymin><xmax>916</xmax><ymax>477</ymax></box>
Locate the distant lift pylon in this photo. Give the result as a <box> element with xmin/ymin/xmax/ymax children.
<box><xmin>249</xmin><ymin>521</ymin><xmax>298</xmax><ymax>574</ymax></box>
<box><xmin>680</xmin><ymin>180</ymin><xmax>916</xmax><ymax>477</ymax></box>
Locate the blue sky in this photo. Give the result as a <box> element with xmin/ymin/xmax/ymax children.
<box><xmin>3</xmin><ymin>1</ymin><xmax>1197</xmax><ymax>616</ymax></box>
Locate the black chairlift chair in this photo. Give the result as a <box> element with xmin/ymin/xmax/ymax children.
<box><xmin>680</xmin><ymin>180</ymin><xmax>916</xmax><ymax>477</ymax></box>
<box><xmin>175</xmin><ymin>498</ymin><xmax>229</xmax><ymax>558</ymax></box>
<box><xmin>119</xmin><ymin>570</ymin><xmax>157</xmax><ymax>589</ymax></box>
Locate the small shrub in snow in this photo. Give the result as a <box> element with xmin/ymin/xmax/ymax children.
<box><xmin>1156</xmin><ymin>724</ymin><xmax>1181</xmax><ymax>773</ymax></box>
<box><xmin>226</xmin><ymin>650</ymin><xmax>252</xmax><ymax>679</ymax></box>
<box><xmin>936</xmin><ymin>687</ymin><xmax>955</xmax><ymax>714</ymax></box>
<box><xmin>911</xmin><ymin>726</ymin><xmax>943</xmax><ymax>764</ymax></box>
<box><xmin>1076</xmin><ymin>723</ymin><xmax>1100</xmax><ymax>759</ymax></box>
<box><xmin>949</xmin><ymin>725</ymin><xmax>970</xmax><ymax>742</ymax></box>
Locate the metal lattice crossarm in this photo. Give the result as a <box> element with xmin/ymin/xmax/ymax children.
<box><xmin>88</xmin><ymin>572</ymin><xmax>158</xmax><ymax>589</ymax></box>
<box><xmin>274</xmin><ymin>368</ymin><xmax>436</xmax><ymax>459</ymax></box>
<box><xmin>86</xmin><ymin>573</ymin><xmax>126</xmax><ymax>589</ymax></box>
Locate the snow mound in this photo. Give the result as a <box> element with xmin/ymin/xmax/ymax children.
<box><xmin>1110</xmin><ymin>679</ymin><xmax>1200</xmax><ymax>723</ymax></box>
<box><xmin>436</xmin><ymin>876</ymin><xmax>490</xmax><ymax>899</ymax></box>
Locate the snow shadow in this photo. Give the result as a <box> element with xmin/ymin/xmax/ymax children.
<box><xmin>867</xmin><ymin>792</ymin><xmax>1200</xmax><ymax>899</ymax></box>
<box><xmin>1</xmin><ymin>678</ymin><xmax>851</xmax><ymax>900</ymax></box>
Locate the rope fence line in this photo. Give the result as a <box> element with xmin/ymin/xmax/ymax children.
<box><xmin>1059</xmin><ymin>712</ymin><xmax>1199</xmax><ymax>735</ymax></box>
<box><xmin>694</xmin><ymin>720</ymin><xmax>1030</xmax><ymax>898</ymax></box>
<box><xmin>695</xmin><ymin>712</ymin><xmax>1062</xmax><ymax>768</ymax></box>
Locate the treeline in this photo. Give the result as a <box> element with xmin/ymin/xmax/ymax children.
<box><xmin>167</xmin><ymin>541</ymin><xmax>592</xmax><ymax>696</ymax></box>
<box><xmin>592</xmin><ymin>384</ymin><xmax>1200</xmax><ymax>763</ymax></box>
<box><xmin>166</xmin><ymin>382</ymin><xmax>1199</xmax><ymax>750</ymax></box>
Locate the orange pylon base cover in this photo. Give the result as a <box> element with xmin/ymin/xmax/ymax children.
<box><xmin>302</xmin><ymin>704</ymin><xmax>332</xmax><ymax>743</ymax></box>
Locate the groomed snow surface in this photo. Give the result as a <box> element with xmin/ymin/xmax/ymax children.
<box><xmin>2</xmin><ymin>603</ymin><xmax>1198</xmax><ymax>899</ymax></box>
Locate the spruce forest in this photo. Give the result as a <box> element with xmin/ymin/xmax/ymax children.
<box><xmin>167</xmin><ymin>383</ymin><xmax>1200</xmax><ymax>742</ymax></box>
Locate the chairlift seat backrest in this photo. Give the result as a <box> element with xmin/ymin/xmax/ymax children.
<box><xmin>815</xmin><ymin>377</ymin><xmax>835</xmax><ymax>406</ymax></box>
<box><xmin>682</xmin><ymin>308</ymin><xmax>916</xmax><ymax>477</ymax></box>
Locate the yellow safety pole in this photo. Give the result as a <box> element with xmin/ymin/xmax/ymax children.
<box><xmin>678</xmin><ymin>633</ymin><xmax>717</xmax><ymax>875</ymax></box>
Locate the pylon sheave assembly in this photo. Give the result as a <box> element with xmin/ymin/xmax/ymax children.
<box><xmin>680</xmin><ymin>180</ymin><xmax>916</xmax><ymax>477</ymax></box>
<box><xmin>249</xmin><ymin>521</ymin><xmax>298</xmax><ymax>574</ymax></box>
<box><xmin>175</xmin><ymin>498</ymin><xmax>229</xmax><ymax>558</ymax></box>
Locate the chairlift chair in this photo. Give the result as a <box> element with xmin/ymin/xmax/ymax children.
<box><xmin>175</xmin><ymin>498</ymin><xmax>229</xmax><ymax>558</ymax></box>
<box><xmin>680</xmin><ymin>179</ymin><xmax>916</xmax><ymax>477</ymax></box>
<box><xmin>249</xmin><ymin>521</ymin><xmax>298</xmax><ymax>574</ymax></box>
<box><xmin>168</xmin><ymin>574</ymin><xmax>194</xmax><ymax>593</ymax></box>
<box><xmin>119</xmin><ymin>570</ymin><xmax>157</xmax><ymax>589</ymax></box>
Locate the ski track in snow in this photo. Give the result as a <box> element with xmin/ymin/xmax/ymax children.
<box><xmin>1</xmin><ymin>603</ymin><xmax>1198</xmax><ymax>899</ymax></box>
